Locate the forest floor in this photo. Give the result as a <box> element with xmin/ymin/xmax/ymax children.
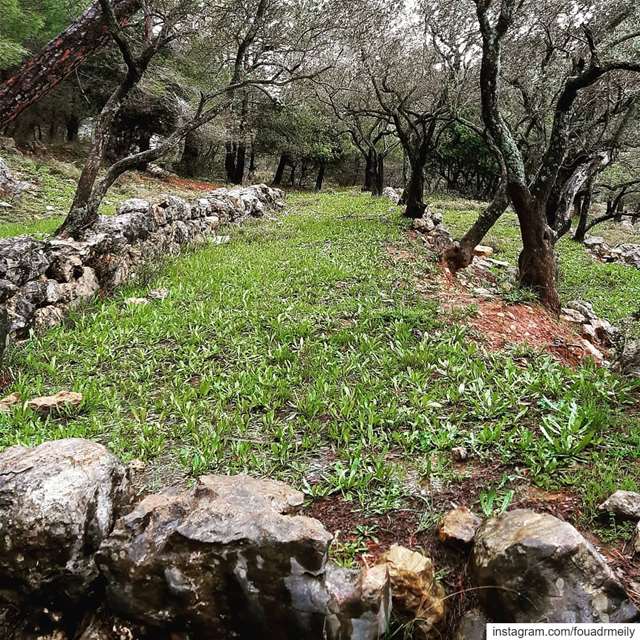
<box><xmin>2</xmin><ymin>151</ymin><xmax>640</xmax><ymax>629</ymax></box>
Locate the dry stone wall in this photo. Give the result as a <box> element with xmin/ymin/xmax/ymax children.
<box><xmin>0</xmin><ymin>184</ymin><xmax>284</xmax><ymax>359</ymax></box>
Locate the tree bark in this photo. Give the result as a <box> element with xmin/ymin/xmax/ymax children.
<box><xmin>403</xmin><ymin>164</ymin><xmax>426</xmax><ymax>218</ymax></box>
<box><xmin>444</xmin><ymin>186</ymin><xmax>509</xmax><ymax>271</ymax></box>
<box><xmin>371</xmin><ymin>154</ymin><xmax>383</xmax><ymax>196</ymax></box>
<box><xmin>363</xmin><ymin>150</ymin><xmax>374</xmax><ymax>192</ymax></box>
<box><xmin>0</xmin><ymin>0</ymin><xmax>141</xmax><ymax>125</ymax></box>
<box><xmin>315</xmin><ymin>161</ymin><xmax>325</xmax><ymax>192</ymax></box>
<box><xmin>573</xmin><ymin>188</ymin><xmax>592</xmax><ymax>242</ymax></box>
<box><xmin>510</xmin><ymin>185</ymin><xmax>560</xmax><ymax>312</ymax></box>
<box><xmin>272</xmin><ymin>153</ymin><xmax>288</xmax><ymax>186</ymax></box>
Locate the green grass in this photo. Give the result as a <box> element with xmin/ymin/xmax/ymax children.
<box><xmin>1</xmin><ymin>191</ymin><xmax>638</xmax><ymax>536</ymax></box>
<box><xmin>0</xmin><ymin>149</ymin><xmax>218</xmax><ymax>238</ymax></box>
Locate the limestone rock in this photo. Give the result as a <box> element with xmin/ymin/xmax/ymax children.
<box><xmin>474</xmin><ymin>245</ymin><xmax>494</xmax><ymax>258</ymax></box>
<box><xmin>439</xmin><ymin>507</ymin><xmax>482</xmax><ymax>546</ymax></box>
<box><xmin>324</xmin><ymin>563</ymin><xmax>391</xmax><ymax>640</ymax></box>
<box><xmin>451</xmin><ymin>446</ymin><xmax>468</xmax><ymax>462</ymax></box>
<box><xmin>98</xmin><ymin>474</ymin><xmax>387</xmax><ymax>639</ymax></box>
<box><xmin>472</xmin><ymin>509</ymin><xmax>638</xmax><ymax>623</ymax></box>
<box><xmin>0</xmin><ymin>306</ymin><xmax>7</xmax><ymax>364</ymax></box>
<box><xmin>33</xmin><ymin>305</ymin><xmax>66</xmax><ymax>330</ymax></box>
<box><xmin>413</xmin><ymin>217</ymin><xmax>435</xmax><ymax>233</ymax></box>
<box><xmin>0</xmin><ymin>439</ymin><xmax>129</xmax><ymax>606</ymax></box>
<box><xmin>0</xmin><ymin>392</ymin><xmax>21</xmax><ymax>412</ymax></box>
<box><xmin>380</xmin><ymin>545</ymin><xmax>445</xmax><ymax>638</ymax></box>
<box><xmin>561</xmin><ymin>308</ymin><xmax>586</xmax><ymax>324</ymax></box>
<box><xmin>383</xmin><ymin>187</ymin><xmax>401</xmax><ymax>204</ymax></box>
<box><xmin>26</xmin><ymin>391</ymin><xmax>83</xmax><ymax>416</ymax></box>
<box><xmin>0</xmin><ymin>236</ymin><xmax>49</xmax><ymax>286</ymax></box>
<box><xmin>599</xmin><ymin>491</ymin><xmax>640</xmax><ymax>520</ymax></box>
<box><xmin>0</xmin><ymin>157</ymin><xmax>31</xmax><ymax>198</ymax></box>
<box><xmin>124</xmin><ymin>297</ymin><xmax>148</xmax><ymax>306</ymax></box>
<box><xmin>566</xmin><ymin>300</ymin><xmax>597</xmax><ymax>322</ymax></box>
<box><xmin>615</xmin><ymin>340</ymin><xmax>640</xmax><ymax>378</ymax></box>
<box><xmin>454</xmin><ymin>609</ymin><xmax>487</xmax><ymax>640</ymax></box>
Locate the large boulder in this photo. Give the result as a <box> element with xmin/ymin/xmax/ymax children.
<box><xmin>472</xmin><ymin>510</ymin><xmax>638</xmax><ymax>623</ymax></box>
<box><xmin>0</xmin><ymin>439</ymin><xmax>130</xmax><ymax>608</ymax></box>
<box><xmin>98</xmin><ymin>474</ymin><xmax>389</xmax><ymax>639</ymax></box>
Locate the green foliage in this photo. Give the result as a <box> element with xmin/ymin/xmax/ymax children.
<box><xmin>0</xmin><ymin>0</ymin><xmax>88</xmax><ymax>70</ymax></box>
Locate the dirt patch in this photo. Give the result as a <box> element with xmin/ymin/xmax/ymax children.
<box><xmin>304</xmin><ymin>495</ymin><xmax>474</xmax><ymax>636</ymax></box>
<box><xmin>164</xmin><ymin>176</ymin><xmax>221</xmax><ymax>192</ymax></box>
<box><xmin>437</xmin><ymin>264</ymin><xmax>606</xmax><ymax>367</ymax></box>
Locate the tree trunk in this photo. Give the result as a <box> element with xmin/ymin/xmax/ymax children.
<box><xmin>232</xmin><ymin>142</ymin><xmax>246</xmax><ymax>185</ymax></box>
<box><xmin>288</xmin><ymin>163</ymin><xmax>296</xmax><ymax>187</ymax></box>
<box><xmin>272</xmin><ymin>153</ymin><xmax>288</xmax><ymax>186</ymax></box>
<box><xmin>66</xmin><ymin>115</ymin><xmax>80</xmax><ymax>142</ymax></box>
<box><xmin>248</xmin><ymin>144</ymin><xmax>256</xmax><ymax>181</ymax></box>
<box><xmin>315</xmin><ymin>161</ymin><xmax>325</xmax><ymax>192</ymax></box>
<box><xmin>0</xmin><ymin>0</ymin><xmax>142</xmax><ymax>125</ymax></box>
<box><xmin>444</xmin><ymin>186</ymin><xmax>509</xmax><ymax>271</ymax></box>
<box><xmin>573</xmin><ymin>188</ymin><xmax>592</xmax><ymax>242</ymax></box>
<box><xmin>403</xmin><ymin>164</ymin><xmax>426</xmax><ymax>219</ymax></box>
<box><xmin>363</xmin><ymin>150</ymin><xmax>374</xmax><ymax>192</ymax></box>
<box><xmin>225</xmin><ymin>141</ymin><xmax>236</xmax><ymax>183</ymax></box>
<box><xmin>510</xmin><ymin>185</ymin><xmax>560</xmax><ymax>312</ymax></box>
<box><xmin>371</xmin><ymin>154</ymin><xmax>383</xmax><ymax>197</ymax></box>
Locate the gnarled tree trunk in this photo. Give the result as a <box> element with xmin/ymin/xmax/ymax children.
<box><xmin>510</xmin><ymin>185</ymin><xmax>560</xmax><ymax>312</ymax></box>
<box><xmin>445</xmin><ymin>186</ymin><xmax>509</xmax><ymax>271</ymax></box>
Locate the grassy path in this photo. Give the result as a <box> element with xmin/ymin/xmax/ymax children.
<box><xmin>1</xmin><ymin>191</ymin><xmax>639</xmax><ymax>551</ymax></box>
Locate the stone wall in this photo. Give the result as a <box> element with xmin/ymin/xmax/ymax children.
<box><xmin>0</xmin><ymin>439</ymin><xmax>390</xmax><ymax>640</ymax></box>
<box><xmin>0</xmin><ymin>184</ymin><xmax>284</xmax><ymax>358</ymax></box>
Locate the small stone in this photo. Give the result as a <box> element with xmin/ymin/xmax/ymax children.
<box><xmin>485</xmin><ymin>258</ymin><xmax>510</xmax><ymax>268</ymax></box>
<box><xmin>473</xmin><ymin>245</ymin><xmax>494</xmax><ymax>257</ymax></box>
<box><xmin>0</xmin><ymin>201</ymin><xmax>12</xmax><ymax>209</ymax></box>
<box><xmin>148</xmin><ymin>288</ymin><xmax>169</xmax><ymax>300</ymax></box>
<box><xmin>212</xmin><ymin>235</ymin><xmax>230</xmax><ymax>245</ymax></box>
<box><xmin>452</xmin><ymin>446</ymin><xmax>468</xmax><ymax>462</ymax></box>
<box><xmin>124</xmin><ymin>297</ymin><xmax>149</xmax><ymax>306</ymax></box>
<box><xmin>379</xmin><ymin>545</ymin><xmax>446</xmax><ymax>638</ymax></box>
<box><xmin>34</xmin><ymin>305</ymin><xmax>66</xmax><ymax>330</ymax></box>
<box><xmin>27</xmin><ymin>391</ymin><xmax>83</xmax><ymax>416</ymax></box>
<box><xmin>599</xmin><ymin>491</ymin><xmax>640</xmax><ymax>520</ymax></box>
<box><xmin>582</xmin><ymin>323</ymin><xmax>598</xmax><ymax>342</ymax></box>
<box><xmin>566</xmin><ymin>300</ymin><xmax>597</xmax><ymax>321</ymax></box>
<box><xmin>439</xmin><ymin>507</ymin><xmax>482</xmax><ymax>546</ymax></box>
<box><xmin>473</xmin><ymin>287</ymin><xmax>494</xmax><ymax>298</ymax></box>
<box><xmin>580</xmin><ymin>338</ymin><xmax>605</xmax><ymax>362</ymax></box>
<box><xmin>584</xmin><ymin>236</ymin><xmax>605</xmax><ymax>248</ymax></box>
<box><xmin>0</xmin><ymin>392</ymin><xmax>21</xmax><ymax>412</ymax></box>
<box><xmin>413</xmin><ymin>217</ymin><xmax>435</xmax><ymax>233</ymax></box>
<box><xmin>454</xmin><ymin>608</ymin><xmax>487</xmax><ymax>640</ymax></box>
<box><xmin>561</xmin><ymin>308</ymin><xmax>586</xmax><ymax>324</ymax></box>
